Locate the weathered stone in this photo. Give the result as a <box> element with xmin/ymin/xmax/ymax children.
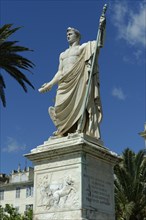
<box><xmin>25</xmin><ymin>134</ymin><xmax>118</xmax><ymax>220</ymax></box>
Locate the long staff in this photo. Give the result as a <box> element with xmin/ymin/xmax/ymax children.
<box><xmin>77</xmin><ymin>4</ymin><xmax>107</xmax><ymax>133</ymax></box>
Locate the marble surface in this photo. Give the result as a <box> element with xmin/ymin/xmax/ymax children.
<box><xmin>25</xmin><ymin>134</ymin><xmax>118</xmax><ymax>220</ymax></box>
<box><xmin>38</xmin><ymin>26</ymin><xmax>106</xmax><ymax>139</ymax></box>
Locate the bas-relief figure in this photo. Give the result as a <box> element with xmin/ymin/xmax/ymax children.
<box><xmin>37</xmin><ymin>174</ymin><xmax>78</xmax><ymax>210</ymax></box>
<box><xmin>39</xmin><ymin>12</ymin><xmax>106</xmax><ymax>139</ymax></box>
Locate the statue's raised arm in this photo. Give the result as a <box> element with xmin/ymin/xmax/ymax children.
<box><xmin>77</xmin><ymin>4</ymin><xmax>107</xmax><ymax>135</ymax></box>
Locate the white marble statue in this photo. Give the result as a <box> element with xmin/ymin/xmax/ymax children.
<box><xmin>39</xmin><ymin>16</ymin><xmax>106</xmax><ymax>139</ymax></box>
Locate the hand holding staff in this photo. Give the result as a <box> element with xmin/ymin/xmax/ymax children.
<box><xmin>77</xmin><ymin>4</ymin><xmax>108</xmax><ymax>133</ymax></box>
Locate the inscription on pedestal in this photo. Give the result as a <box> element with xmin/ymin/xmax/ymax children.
<box><xmin>83</xmin><ymin>157</ymin><xmax>114</xmax><ymax>214</ymax></box>
<box><xmin>85</xmin><ymin>174</ymin><xmax>111</xmax><ymax>206</ymax></box>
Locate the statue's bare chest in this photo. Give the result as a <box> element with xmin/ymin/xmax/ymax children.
<box><xmin>61</xmin><ymin>46</ymin><xmax>81</xmax><ymax>60</ymax></box>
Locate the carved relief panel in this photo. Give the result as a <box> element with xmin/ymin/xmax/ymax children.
<box><xmin>35</xmin><ymin>167</ymin><xmax>80</xmax><ymax>213</ymax></box>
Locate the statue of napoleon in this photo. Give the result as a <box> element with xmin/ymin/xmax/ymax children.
<box><xmin>39</xmin><ymin>5</ymin><xmax>107</xmax><ymax>139</ymax></box>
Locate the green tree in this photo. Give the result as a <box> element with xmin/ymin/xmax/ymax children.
<box><xmin>0</xmin><ymin>24</ymin><xmax>35</xmax><ymax>107</ymax></box>
<box><xmin>0</xmin><ymin>204</ymin><xmax>33</xmax><ymax>220</ymax></box>
<box><xmin>24</xmin><ymin>208</ymin><xmax>33</xmax><ymax>220</ymax></box>
<box><xmin>0</xmin><ymin>204</ymin><xmax>22</xmax><ymax>220</ymax></box>
<box><xmin>114</xmin><ymin>148</ymin><xmax>146</xmax><ymax>220</ymax></box>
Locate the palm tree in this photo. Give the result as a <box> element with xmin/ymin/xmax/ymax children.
<box><xmin>0</xmin><ymin>24</ymin><xmax>35</xmax><ymax>107</ymax></box>
<box><xmin>114</xmin><ymin>148</ymin><xmax>146</xmax><ymax>220</ymax></box>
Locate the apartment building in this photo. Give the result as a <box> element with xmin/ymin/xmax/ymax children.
<box><xmin>0</xmin><ymin>166</ymin><xmax>34</xmax><ymax>214</ymax></box>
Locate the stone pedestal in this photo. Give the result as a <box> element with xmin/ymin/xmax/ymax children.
<box><xmin>25</xmin><ymin>133</ymin><xmax>118</xmax><ymax>220</ymax></box>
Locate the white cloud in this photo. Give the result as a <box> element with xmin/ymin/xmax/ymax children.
<box><xmin>112</xmin><ymin>87</ymin><xmax>126</xmax><ymax>100</ymax></box>
<box><xmin>123</xmin><ymin>55</ymin><xmax>132</xmax><ymax>63</ymax></box>
<box><xmin>123</xmin><ymin>49</ymin><xmax>143</xmax><ymax>64</ymax></box>
<box><xmin>133</xmin><ymin>49</ymin><xmax>143</xmax><ymax>60</ymax></box>
<box><xmin>2</xmin><ymin>137</ymin><xmax>26</xmax><ymax>153</ymax></box>
<box><xmin>112</xmin><ymin>1</ymin><xmax>146</xmax><ymax>46</ymax></box>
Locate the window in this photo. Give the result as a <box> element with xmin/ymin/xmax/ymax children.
<box><xmin>0</xmin><ymin>190</ymin><xmax>4</xmax><ymax>200</ymax></box>
<box><xmin>16</xmin><ymin>187</ymin><xmax>20</xmax><ymax>198</ymax></box>
<box><xmin>26</xmin><ymin>185</ymin><xmax>33</xmax><ymax>197</ymax></box>
<box><xmin>25</xmin><ymin>204</ymin><xmax>33</xmax><ymax>211</ymax></box>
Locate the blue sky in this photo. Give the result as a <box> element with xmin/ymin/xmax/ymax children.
<box><xmin>0</xmin><ymin>0</ymin><xmax>146</xmax><ymax>174</ymax></box>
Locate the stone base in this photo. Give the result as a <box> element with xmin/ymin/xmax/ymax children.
<box><xmin>25</xmin><ymin>133</ymin><xmax>118</xmax><ymax>220</ymax></box>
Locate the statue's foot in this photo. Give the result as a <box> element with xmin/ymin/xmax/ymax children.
<box><xmin>75</xmin><ymin>129</ymin><xmax>81</xmax><ymax>134</ymax></box>
<box><xmin>53</xmin><ymin>130</ymin><xmax>63</xmax><ymax>138</ymax></box>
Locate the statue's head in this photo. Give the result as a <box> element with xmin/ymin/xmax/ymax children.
<box><xmin>67</xmin><ymin>27</ymin><xmax>81</xmax><ymax>44</ymax></box>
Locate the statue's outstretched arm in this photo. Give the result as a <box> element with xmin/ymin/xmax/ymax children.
<box><xmin>38</xmin><ymin>55</ymin><xmax>63</xmax><ymax>93</ymax></box>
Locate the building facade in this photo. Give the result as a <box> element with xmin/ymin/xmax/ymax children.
<box><xmin>0</xmin><ymin>166</ymin><xmax>34</xmax><ymax>214</ymax></box>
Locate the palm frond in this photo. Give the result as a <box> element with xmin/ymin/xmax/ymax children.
<box><xmin>0</xmin><ymin>24</ymin><xmax>21</xmax><ymax>43</ymax></box>
<box><xmin>0</xmin><ymin>41</ymin><xmax>33</xmax><ymax>52</ymax></box>
<box><xmin>0</xmin><ymin>74</ymin><xmax>6</xmax><ymax>107</ymax></box>
<box><xmin>123</xmin><ymin>148</ymin><xmax>135</xmax><ymax>177</ymax></box>
<box><xmin>0</xmin><ymin>53</ymin><xmax>34</xmax><ymax>70</ymax></box>
<box><xmin>3</xmin><ymin>65</ymin><xmax>34</xmax><ymax>91</ymax></box>
<box><xmin>115</xmin><ymin>148</ymin><xmax>146</xmax><ymax>219</ymax></box>
<box><xmin>135</xmin><ymin>150</ymin><xmax>145</xmax><ymax>178</ymax></box>
<box><xmin>0</xmin><ymin>24</ymin><xmax>35</xmax><ymax>107</ymax></box>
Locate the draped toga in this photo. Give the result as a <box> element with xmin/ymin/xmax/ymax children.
<box><xmin>50</xmin><ymin>41</ymin><xmax>102</xmax><ymax>139</ymax></box>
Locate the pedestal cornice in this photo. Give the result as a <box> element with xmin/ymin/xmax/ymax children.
<box><xmin>25</xmin><ymin>133</ymin><xmax>119</xmax><ymax>165</ymax></box>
